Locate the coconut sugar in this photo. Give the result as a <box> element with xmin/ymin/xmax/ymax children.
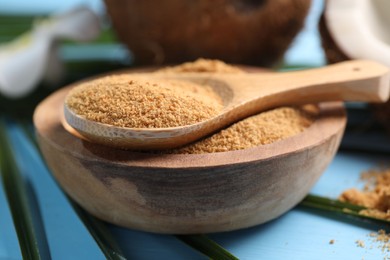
<box><xmin>340</xmin><ymin>169</ymin><xmax>390</xmax><ymax>257</ymax></box>
<box><xmin>339</xmin><ymin>168</ymin><xmax>390</xmax><ymax>220</ymax></box>
<box><xmin>157</xmin><ymin>58</ymin><xmax>245</xmax><ymax>73</ymax></box>
<box><xmin>156</xmin><ymin>58</ymin><xmax>316</xmax><ymax>154</ymax></box>
<box><xmin>169</xmin><ymin>105</ymin><xmax>316</xmax><ymax>154</ymax></box>
<box><xmin>370</xmin><ymin>230</ymin><xmax>390</xmax><ymax>253</ymax></box>
<box><xmin>356</xmin><ymin>240</ymin><xmax>365</xmax><ymax>248</ymax></box>
<box><xmin>66</xmin><ymin>76</ymin><xmax>223</xmax><ymax>128</ymax></box>
<box><xmin>354</xmin><ymin>230</ymin><xmax>390</xmax><ymax>257</ymax></box>
<box><xmin>67</xmin><ymin>59</ymin><xmax>316</xmax><ymax>151</ymax></box>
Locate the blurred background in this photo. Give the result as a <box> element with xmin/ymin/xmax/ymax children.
<box><xmin>0</xmin><ymin>0</ymin><xmax>325</xmax><ymax>67</ymax></box>
<box><xmin>0</xmin><ymin>0</ymin><xmax>325</xmax><ymax>118</ymax></box>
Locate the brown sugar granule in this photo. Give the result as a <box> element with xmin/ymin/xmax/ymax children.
<box><xmin>356</xmin><ymin>240</ymin><xmax>365</xmax><ymax>248</ymax></box>
<box><xmin>168</xmin><ymin>105</ymin><xmax>316</xmax><ymax>154</ymax></box>
<box><xmin>372</xmin><ymin>230</ymin><xmax>390</xmax><ymax>253</ymax></box>
<box><xmin>340</xmin><ymin>169</ymin><xmax>390</xmax><ymax>257</ymax></box>
<box><xmin>66</xmin><ymin>75</ymin><xmax>223</xmax><ymax>128</ymax></box>
<box><xmin>156</xmin><ymin>58</ymin><xmax>245</xmax><ymax>74</ymax></box>
<box><xmin>360</xmin><ymin>209</ymin><xmax>390</xmax><ymax>220</ymax></box>
<box><xmin>339</xmin><ymin>168</ymin><xmax>390</xmax><ymax>220</ymax></box>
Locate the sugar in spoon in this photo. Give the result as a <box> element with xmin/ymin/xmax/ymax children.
<box><xmin>63</xmin><ymin>60</ymin><xmax>390</xmax><ymax>150</ymax></box>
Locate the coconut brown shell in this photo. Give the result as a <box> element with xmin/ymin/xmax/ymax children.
<box><xmin>104</xmin><ymin>0</ymin><xmax>311</xmax><ymax>67</ymax></box>
<box><xmin>318</xmin><ymin>13</ymin><xmax>349</xmax><ymax>64</ymax></box>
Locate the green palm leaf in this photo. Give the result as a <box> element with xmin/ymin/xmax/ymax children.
<box><xmin>300</xmin><ymin>194</ymin><xmax>390</xmax><ymax>224</ymax></box>
<box><xmin>176</xmin><ymin>234</ymin><xmax>239</xmax><ymax>260</ymax></box>
<box><xmin>0</xmin><ymin>119</ymin><xmax>42</xmax><ymax>259</ymax></box>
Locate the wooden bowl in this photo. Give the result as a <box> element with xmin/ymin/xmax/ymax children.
<box><xmin>33</xmin><ymin>76</ymin><xmax>346</xmax><ymax>234</ymax></box>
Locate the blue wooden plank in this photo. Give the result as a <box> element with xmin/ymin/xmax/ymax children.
<box><xmin>311</xmin><ymin>151</ymin><xmax>389</xmax><ymax>197</ymax></box>
<box><xmin>0</xmin><ymin>179</ymin><xmax>22</xmax><ymax>260</ymax></box>
<box><xmin>211</xmin><ymin>208</ymin><xmax>385</xmax><ymax>260</ymax></box>
<box><xmin>6</xmin><ymin>122</ymin><xmax>105</xmax><ymax>259</ymax></box>
<box><xmin>209</xmin><ymin>151</ymin><xmax>389</xmax><ymax>260</ymax></box>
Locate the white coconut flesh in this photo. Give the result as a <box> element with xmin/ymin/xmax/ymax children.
<box><xmin>325</xmin><ymin>0</ymin><xmax>390</xmax><ymax>66</ymax></box>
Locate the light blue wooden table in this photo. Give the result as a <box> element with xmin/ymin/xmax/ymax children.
<box><xmin>2</xmin><ymin>120</ymin><xmax>390</xmax><ymax>260</ymax></box>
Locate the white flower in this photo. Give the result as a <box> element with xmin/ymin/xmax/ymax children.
<box><xmin>0</xmin><ymin>6</ymin><xmax>101</xmax><ymax>98</ymax></box>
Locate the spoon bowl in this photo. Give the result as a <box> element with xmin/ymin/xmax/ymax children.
<box><xmin>64</xmin><ymin>60</ymin><xmax>390</xmax><ymax>150</ymax></box>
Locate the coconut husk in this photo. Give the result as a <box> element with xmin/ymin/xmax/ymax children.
<box><xmin>318</xmin><ymin>13</ymin><xmax>349</xmax><ymax>64</ymax></box>
<box><xmin>104</xmin><ymin>0</ymin><xmax>311</xmax><ymax>67</ymax></box>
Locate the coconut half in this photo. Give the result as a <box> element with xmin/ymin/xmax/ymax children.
<box><xmin>321</xmin><ymin>0</ymin><xmax>390</xmax><ymax>132</ymax></box>
<box><xmin>323</xmin><ymin>0</ymin><xmax>390</xmax><ymax>66</ymax></box>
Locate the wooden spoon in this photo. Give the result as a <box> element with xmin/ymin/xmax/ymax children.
<box><xmin>63</xmin><ymin>59</ymin><xmax>390</xmax><ymax>150</ymax></box>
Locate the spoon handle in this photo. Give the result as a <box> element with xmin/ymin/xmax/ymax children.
<box><xmin>236</xmin><ymin>60</ymin><xmax>390</xmax><ymax>105</ymax></box>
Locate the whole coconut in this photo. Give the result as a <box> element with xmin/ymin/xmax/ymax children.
<box><xmin>104</xmin><ymin>0</ymin><xmax>312</xmax><ymax>67</ymax></box>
